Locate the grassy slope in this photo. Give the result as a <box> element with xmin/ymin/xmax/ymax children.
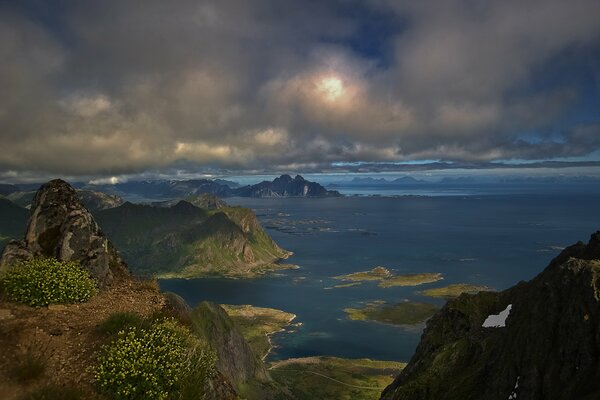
<box><xmin>95</xmin><ymin>202</ymin><xmax>290</xmax><ymax>278</ymax></box>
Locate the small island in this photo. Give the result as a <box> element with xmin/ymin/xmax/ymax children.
<box><xmin>336</xmin><ymin>266</ymin><xmax>393</xmax><ymax>281</ymax></box>
<box><xmin>344</xmin><ymin>301</ymin><xmax>439</xmax><ymax>326</ymax></box>
<box><xmin>334</xmin><ymin>267</ymin><xmax>443</xmax><ymax>288</ymax></box>
<box><xmin>221</xmin><ymin>304</ymin><xmax>297</xmax><ymax>359</ymax></box>
<box><xmin>270</xmin><ymin>356</ymin><xmax>406</xmax><ymax>400</ymax></box>
<box><xmin>324</xmin><ymin>282</ymin><xmax>364</xmax><ymax>290</ymax></box>
<box><xmin>421</xmin><ymin>283</ymin><xmax>493</xmax><ymax>298</ymax></box>
<box><xmin>378</xmin><ymin>273</ymin><xmax>443</xmax><ymax>288</ymax></box>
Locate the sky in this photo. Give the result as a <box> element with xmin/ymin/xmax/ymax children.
<box><xmin>0</xmin><ymin>0</ymin><xmax>599</xmax><ymax>182</ymax></box>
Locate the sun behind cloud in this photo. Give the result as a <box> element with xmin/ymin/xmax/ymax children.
<box><xmin>317</xmin><ymin>76</ymin><xmax>345</xmax><ymax>101</ymax></box>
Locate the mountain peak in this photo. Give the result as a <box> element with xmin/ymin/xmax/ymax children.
<box><xmin>0</xmin><ymin>180</ymin><xmax>128</xmax><ymax>287</ymax></box>
<box><xmin>234</xmin><ymin>175</ymin><xmax>340</xmax><ymax>198</ymax></box>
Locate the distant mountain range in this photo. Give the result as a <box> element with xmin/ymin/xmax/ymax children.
<box><xmin>343</xmin><ymin>177</ymin><xmax>425</xmax><ymax>185</ymax></box>
<box><xmin>326</xmin><ymin>175</ymin><xmax>600</xmax><ymax>187</ymax></box>
<box><xmin>1</xmin><ymin>188</ymin><xmax>124</xmax><ymax>212</ymax></box>
<box><xmin>234</xmin><ymin>174</ymin><xmax>341</xmax><ymax>197</ymax></box>
<box><xmin>83</xmin><ymin>174</ymin><xmax>340</xmax><ymax>199</ymax></box>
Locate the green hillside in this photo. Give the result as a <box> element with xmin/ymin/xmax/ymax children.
<box><xmin>95</xmin><ymin>200</ymin><xmax>292</xmax><ymax>278</ymax></box>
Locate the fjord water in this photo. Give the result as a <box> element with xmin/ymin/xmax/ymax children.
<box><xmin>160</xmin><ymin>190</ymin><xmax>600</xmax><ymax>362</ymax></box>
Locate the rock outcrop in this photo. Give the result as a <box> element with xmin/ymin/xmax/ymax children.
<box><xmin>381</xmin><ymin>231</ymin><xmax>600</xmax><ymax>400</ymax></box>
<box><xmin>187</xmin><ymin>301</ymin><xmax>287</xmax><ymax>399</ymax></box>
<box><xmin>0</xmin><ymin>179</ymin><xmax>127</xmax><ymax>287</ymax></box>
<box><xmin>191</xmin><ymin>301</ymin><xmax>271</xmax><ymax>385</ymax></box>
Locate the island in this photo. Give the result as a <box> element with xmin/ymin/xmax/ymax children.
<box><xmin>378</xmin><ymin>273</ymin><xmax>443</xmax><ymax>288</ymax></box>
<box><xmin>334</xmin><ymin>267</ymin><xmax>443</xmax><ymax>288</ymax></box>
<box><xmin>420</xmin><ymin>283</ymin><xmax>493</xmax><ymax>298</ymax></box>
<box><xmin>344</xmin><ymin>301</ymin><xmax>439</xmax><ymax>326</ymax></box>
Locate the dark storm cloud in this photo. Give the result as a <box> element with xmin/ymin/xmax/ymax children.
<box><xmin>0</xmin><ymin>0</ymin><xmax>599</xmax><ymax>179</ymax></box>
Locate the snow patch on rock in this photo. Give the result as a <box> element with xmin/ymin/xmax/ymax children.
<box><xmin>483</xmin><ymin>304</ymin><xmax>512</xmax><ymax>328</ymax></box>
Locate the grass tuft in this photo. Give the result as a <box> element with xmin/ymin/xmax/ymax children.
<box><xmin>11</xmin><ymin>346</ymin><xmax>48</xmax><ymax>383</ymax></box>
<box><xmin>96</xmin><ymin>312</ymin><xmax>145</xmax><ymax>335</ymax></box>
<box><xmin>19</xmin><ymin>384</ymin><xmax>84</xmax><ymax>400</ymax></box>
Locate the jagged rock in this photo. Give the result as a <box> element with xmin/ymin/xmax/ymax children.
<box><xmin>0</xmin><ymin>179</ymin><xmax>127</xmax><ymax>287</ymax></box>
<box><xmin>381</xmin><ymin>231</ymin><xmax>600</xmax><ymax>400</ymax></box>
<box><xmin>162</xmin><ymin>291</ymin><xmax>193</xmax><ymax>324</ymax></box>
<box><xmin>0</xmin><ymin>239</ymin><xmax>33</xmax><ymax>270</ymax></box>
<box><xmin>205</xmin><ymin>371</ymin><xmax>240</xmax><ymax>400</ymax></box>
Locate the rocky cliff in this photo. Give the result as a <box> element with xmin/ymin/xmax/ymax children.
<box><xmin>381</xmin><ymin>232</ymin><xmax>600</xmax><ymax>400</ymax></box>
<box><xmin>0</xmin><ymin>179</ymin><xmax>127</xmax><ymax>287</ymax></box>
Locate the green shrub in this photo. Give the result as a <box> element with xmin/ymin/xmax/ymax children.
<box><xmin>1</xmin><ymin>258</ymin><xmax>97</xmax><ymax>306</ymax></box>
<box><xmin>95</xmin><ymin>318</ymin><xmax>215</xmax><ymax>400</ymax></box>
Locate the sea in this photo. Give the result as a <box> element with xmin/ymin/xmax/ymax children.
<box><xmin>160</xmin><ymin>183</ymin><xmax>600</xmax><ymax>363</ymax></box>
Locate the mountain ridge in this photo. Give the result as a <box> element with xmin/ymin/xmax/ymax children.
<box><xmin>381</xmin><ymin>231</ymin><xmax>600</xmax><ymax>400</ymax></box>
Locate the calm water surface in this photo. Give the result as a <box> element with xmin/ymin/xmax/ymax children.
<box><xmin>160</xmin><ymin>193</ymin><xmax>600</xmax><ymax>362</ymax></box>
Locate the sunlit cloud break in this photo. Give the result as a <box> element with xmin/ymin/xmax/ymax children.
<box><xmin>0</xmin><ymin>0</ymin><xmax>599</xmax><ymax>180</ymax></box>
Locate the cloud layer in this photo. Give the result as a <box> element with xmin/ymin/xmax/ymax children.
<box><xmin>0</xmin><ymin>0</ymin><xmax>599</xmax><ymax>178</ymax></box>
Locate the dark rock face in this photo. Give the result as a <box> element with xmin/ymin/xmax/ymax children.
<box><xmin>191</xmin><ymin>301</ymin><xmax>271</xmax><ymax>386</ymax></box>
<box><xmin>0</xmin><ymin>179</ymin><xmax>127</xmax><ymax>287</ymax></box>
<box><xmin>234</xmin><ymin>174</ymin><xmax>341</xmax><ymax>198</ymax></box>
<box><xmin>381</xmin><ymin>232</ymin><xmax>600</xmax><ymax>400</ymax></box>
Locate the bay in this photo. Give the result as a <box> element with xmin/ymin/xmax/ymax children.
<box><xmin>160</xmin><ymin>193</ymin><xmax>600</xmax><ymax>362</ymax></box>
